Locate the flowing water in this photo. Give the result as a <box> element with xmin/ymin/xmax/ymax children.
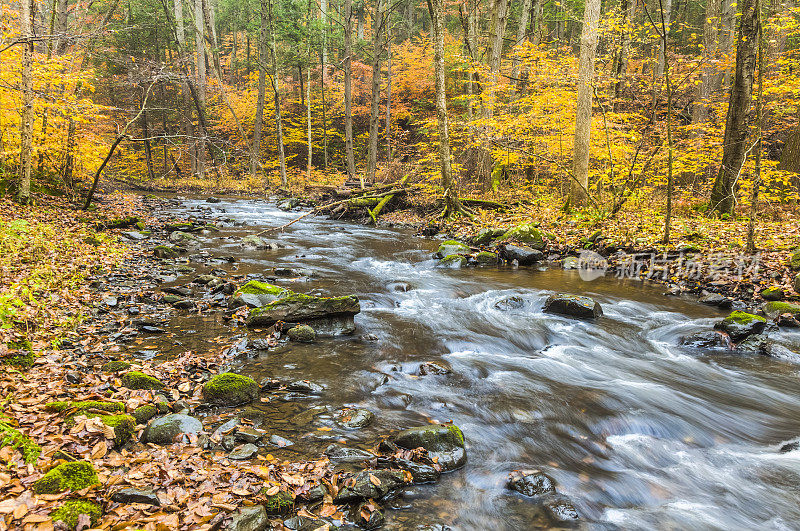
<box><xmin>132</xmin><ymin>197</ymin><xmax>800</xmax><ymax>530</ymax></box>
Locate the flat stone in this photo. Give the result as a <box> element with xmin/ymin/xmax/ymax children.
<box><xmin>228</xmin><ymin>443</ymin><xmax>258</xmax><ymax>460</ymax></box>
<box><xmin>235</xmin><ymin>426</ymin><xmax>265</xmax><ymax>444</ymax></box>
<box><xmin>324</xmin><ymin>444</ymin><xmax>373</xmax><ymax>463</ymax></box>
<box><xmin>111</xmin><ymin>488</ymin><xmax>161</xmax><ymax>506</ymax></box>
<box><xmin>223</xmin><ymin>506</ymin><xmax>269</xmax><ymax>531</ymax></box>
<box><xmin>334</xmin><ymin>408</ymin><xmax>374</xmax><ymax>429</ymax></box>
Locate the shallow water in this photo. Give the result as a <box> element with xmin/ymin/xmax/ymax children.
<box><xmin>134</xmin><ymin>197</ymin><xmax>800</xmax><ymax>530</ymax></box>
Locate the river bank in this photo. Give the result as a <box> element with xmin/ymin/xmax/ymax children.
<box><xmin>3</xmin><ymin>192</ymin><xmax>800</xmax><ymax>530</ymax></box>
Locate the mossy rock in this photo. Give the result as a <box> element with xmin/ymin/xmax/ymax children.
<box><xmin>101</xmin><ymin>360</ymin><xmax>131</xmax><ymax>373</ymax></box>
<box><xmin>108</xmin><ymin>216</ymin><xmax>140</xmax><ymax>229</ymax></box>
<box><xmin>395</xmin><ymin>424</ymin><xmax>465</xmax><ymax>451</ymax></box>
<box><xmin>247</xmin><ymin>293</ymin><xmax>360</xmax><ymax>327</ymax></box>
<box><xmin>286</xmin><ymin>325</ymin><xmax>316</xmax><ymax>342</ymax></box>
<box><xmin>761</xmin><ymin>287</ymin><xmax>784</xmax><ymax>301</ymax></box>
<box><xmin>714</xmin><ymin>311</ymin><xmax>767</xmax><ymax>342</ymax></box>
<box><xmin>501</xmin><ymin>224</ymin><xmax>546</xmax><ymax>250</ymax></box>
<box><xmin>474</xmin><ymin>251</ymin><xmax>499</xmax><ymax>265</ymax></box>
<box><xmin>132</xmin><ymin>404</ymin><xmax>159</xmax><ymax>425</ymax></box>
<box><xmin>435</xmin><ymin>240</ymin><xmax>470</xmax><ymax>258</ymax></box>
<box><xmin>33</xmin><ymin>461</ymin><xmax>99</xmax><ymax>494</ymax></box>
<box><xmin>236</xmin><ymin>280</ymin><xmax>286</xmax><ymax>296</ymax></box>
<box><xmin>153</xmin><ymin>245</ymin><xmax>179</xmax><ymax>259</ymax></box>
<box><xmin>763</xmin><ymin>301</ymin><xmax>800</xmax><ymax>318</ymax></box>
<box><xmin>440</xmin><ymin>254</ymin><xmax>467</xmax><ymax>267</ymax></box>
<box><xmin>473</xmin><ymin>228</ymin><xmax>505</xmax><ymax>246</ymax></box>
<box><xmin>121</xmin><ymin>371</ymin><xmax>165</xmax><ymax>390</ymax></box>
<box><xmin>789</xmin><ymin>251</ymin><xmax>800</xmax><ymax>270</ymax></box>
<box><xmin>50</xmin><ymin>499</ymin><xmax>102</xmax><ymax>529</ymax></box>
<box><xmin>92</xmin><ymin>414</ymin><xmax>136</xmax><ymax>445</ymax></box>
<box><xmin>202</xmin><ymin>373</ymin><xmax>259</xmax><ymax>406</ymax></box>
<box><xmin>264</xmin><ymin>491</ymin><xmax>294</xmax><ymax>515</ymax></box>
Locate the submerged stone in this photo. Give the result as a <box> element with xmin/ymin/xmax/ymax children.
<box><xmin>334</xmin><ymin>408</ymin><xmax>375</xmax><ymax>429</ymax></box>
<box><xmin>507</xmin><ymin>469</ymin><xmax>556</xmax><ymax>497</ymax></box>
<box><xmin>394</xmin><ymin>424</ymin><xmax>466</xmax><ymax>471</ymax></box>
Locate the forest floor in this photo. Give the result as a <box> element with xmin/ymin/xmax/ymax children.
<box><xmin>1</xmin><ymin>186</ymin><xmax>800</xmax><ymax>529</ymax></box>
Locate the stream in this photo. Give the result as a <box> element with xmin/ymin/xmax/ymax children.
<box><xmin>125</xmin><ymin>197</ymin><xmax>800</xmax><ymax>530</ymax></box>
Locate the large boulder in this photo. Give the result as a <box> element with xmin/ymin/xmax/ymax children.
<box><xmin>500</xmin><ymin>244</ymin><xmax>544</xmax><ymax>266</ymax></box>
<box><xmin>142</xmin><ymin>413</ymin><xmax>203</xmax><ymax>445</ymax></box>
<box><xmin>713</xmin><ymin>311</ymin><xmax>766</xmax><ymax>342</ymax></box>
<box><xmin>247</xmin><ymin>292</ymin><xmax>360</xmax><ymax>328</ymax></box>
<box><xmin>501</xmin><ymin>224</ymin><xmax>545</xmax><ymax>250</ymax></box>
<box><xmin>434</xmin><ymin>240</ymin><xmax>470</xmax><ymax>259</ymax></box>
<box><xmin>473</xmin><ymin>228</ymin><xmax>505</xmax><ymax>245</ymax></box>
<box><xmin>202</xmin><ymin>373</ymin><xmax>260</xmax><ymax>406</ymax></box>
<box><xmin>394</xmin><ymin>424</ymin><xmax>466</xmax><ymax>471</ymax></box>
<box><xmin>790</xmin><ymin>250</ymin><xmax>800</xmax><ymax>270</ymax></box>
<box><xmin>762</xmin><ymin>301</ymin><xmax>800</xmax><ymax>319</ymax></box>
<box><xmin>544</xmin><ymin>294</ymin><xmax>603</xmax><ymax>319</ymax></box>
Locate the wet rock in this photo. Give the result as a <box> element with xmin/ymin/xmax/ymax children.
<box><xmin>495</xmin><ymin>296</ymin><xmax>524</xmax><ymax>311</ymax></box>
<box><xmin>501</xmin><ymin>224</ymin><xmax>545</xmax><ymax>249</ymax></box>
<box><xmin>223</xmin><ymin>506</ymin><xmax>268</xmax><ymax>531</ymax></box>
<box><xmin>163</xmin><ymin>285</ymin><xmax>193</xmax><ymax>296</ymax></box>
<box><xmin>153</xmin><ymin>245</ymin><xmax>179</xmax><ymax>259</ymax></box>
<box><xmin>439</xmin><ymin>254</ymin><xmax>467</xmax><ymax>267</ymax></box>
<box><xmin>679</xmin><ymin>331</ymin><xmax>730</xmax><ymax>350</ymax></box>
<box><xmin>278</xmin><ymin>198</ymin><xmax>301</xmax><ymax>211</ymax></box>
<box><xmin>212</xmin><ymin>417</ymin><xmax>240</xmax><ymax>440</ymax></box>
<box><xmin>795</xmin><ymin>273</ymin><xmax>800</xmax><ymax>294</ymax></box>
<box><xmin>394</xmin><ymin>424</ymin><xmax>466</xmax><ymax>471</ymax></box>
<box><xmin>360</xmin><ymin>333</ymin><xmax>379</xmax><ymax>341</ymax></box>
<box><xmin>699</xmin><ymin>292</ymin><xmax>733</xmax><ymax>309</ymax></box>
<box><xmin>111</xmin><ymin>487</ymin><xmax>161</xmax><ymax>506</ymax></box>
<box><xmin>203</xmin><ymin>373</ymin><xmax>260</xmax><ymax>406</ymax></box>
<box><xmin>286</xmin><ymin>380</ymin><xmax>324</xmax><ymax>394</ymax></box>
<box><xmin>500</xmin><ymin>244</ymin><xmax>544</xmax><ymax>266</ymax></box>
<box><xmin>269</xmin><ymin>434</ymin><xmax>294</xmax><ymax>447</ymax></box>
<box><xmin>714</xmin><ymin>311</ymin><xmax>767</xmax><ymax>342</ymax></box>
<box><xmin>247</xmin><ymin>292</ymin><xmax>360</xmax><ymax>328</ymax></box>
<box><xmin>776</xmin><ymin>313</ymin><xmax>800</xmax><ymax>327</ymax></box>
<box><xmin>287</xmin><ymin>325</ymin><xmax>316</xmax><ymax>342</ymax></box>
<box><xmin>264</xmin><ymin>491</ymin><xmax>294</xmax><ymax>515</ymax></box>
<box><xmin>417</xmin><ymin>361</ymin><xmax>451</xmax><ymax>376</ymax></box>
<box><xmin>172</xmin><ymin>399</ymin><xmax>191</xmax><ymax>413</ymax></box>
<box><xmin>206</xmin><ymin>197</ymin><xmax>221</xmax><ymax>203</ymax></box>
<box><xmin>543</xmin><ymin>293</ymin><xmax>603</xmax><ymax>319</ymax></box>
<box><xmin>240</xmin><ymin>235</ymin><xmax>268</xmax><ymax>249</ymax></box>
<box><xmin>169</xmin><ymin>230</ymin><xmax>198</xmax><ymax>244</ymax></box>
<box><xmin>228</xmin><ymin>443</ymin><xmax>258</xmax><ymax>460</ymax></box>
<box><xmin>325</xmin><ymin>444</ymin><xmax>373</xmax><ymax>462</ymax></box>
<box><xmin>562</xmin><ymin>256</ymin><xmax>579</xmax><ymax>269</ymax></box>
<box><xmin>248</xmin><ymin>338</ymin><xmax>274</xmax><ymax>350</ymax></box>
<box><xmin>434</xmin><ymin>240</ymin><xmax>470</xmax><ymax>259</ymax></box>
<box><xmin>235</xmin><ymin>426</ymin><xmax>265</xmax><ymax>444</ymax></box>
<box><xmin>162</xmin><ymin>294</ymin><xmax>183</xmax><ymax>304</ymax></box>
<box><xmin>282</xmin><ymin>515</ymin><xmax>330</xmax><ymax>530</ymax></box>
<box><xmin>335</xmin><ymin>469</ymin><xmax>408</xmax><ymax>502</ymax></box>
<box><xmin>381</xmin><ymin>457</ymin><xmax>440</xmax><ymax>483</ymax></box>
<box><xmin>142</xmin><ymin>414</ymin><xmax>203</xmax><ymax>445</ymax></box>
<box><xmin>506</xmin><ymin>470</ymin><xmax>556</xmax><ymax>497</ymax></box>
<box><xmin>780</xmin><ymin>441</ymin><xmax>799</xmax><ymax>453</ymax></box>
<box><xmin>173</xmin><ymin>299</ymin><xmax>196</xmax><ymax>310</ymax></box>
<box><xmin>122</xmin><ymin>231</ymin><xmax>148</xmax><ymax>241</ymax></box>
<box><xmin>474</xmin><ymin>251</ymin><xmax>499</xmax><ymax>265</ymax></box>
<box><xmin>355</xmin><ymin>501</ymin><xmax>384</xmax><ymax>529</ymax></box>
<box><xmin>764</xmin><ymin>343</ymin><xmax>800</xmax><ymax>362</ymax></box>
<box><xmin>222</xmin><ymin>434</ymin><xmax>237</xmax><ymax>451</ymax></box>
<box><xmin>545</xmin><ymin>500</ymin><xmax>580</xmax><ymax>524</ymax></box>
<box><xmin>735</xmin><ymin>334</ymin><xmax>771</xmax><ymax>354</ymax></box>
<box><xmin>334</xmin><ymin>408</ymin><xmax>375</xmax><ymax>429</ymax></box>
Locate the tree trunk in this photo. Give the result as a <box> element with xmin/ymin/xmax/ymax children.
<box><xmin>344</xmin><ymin>0</ymin><xmax>358</xmax><ymax>185</ymax></box>
<box><xmin>710</xmin><ymin>0</ymin><xmax>759</xmax><ymax>215</ymax></box>
<box><xmin>269</xmin><ymin>0</ymin><xmax>288</xmax><ymax>186</ymax></box>
<box><xmin>510</xmin><ymin>0</ymin><xmax>533</xmax><ymax>83</ymax></box>
<box><xmin>366</xmin><ymin>0</ymin><xmax>384</xmax><ymax>185</ymax></box>
<box><xmin>253</xmin><ymin>0</ymin><xmax>269</xmax><ymax>178</ymax></box>
<box><xmin>717</xmin><ymin>0</ymin><xmax>735</xmax><ymax>90</ymax></box>
<box><xmin>655</xmin><ymin>0</ymin><xmax>671</xmax><ymax>78</ymax></box>
<box><xmin>571</xmin><ymin>0</ymin><xmax>602</xmax><ymax>205</ymax></box>
<box><xmin>779</xmin><ymin>110</ymin><xmax>800</xmax><ymax>173</ymax></box>
<box><xmin>692</xmin><ymin>0</ymin><xmax>720</xmax><ymax>123</ymax></box>
<box><xmin>320</xmin><ymin>51</ymin><xmax>328</xmax><ymax>172</ymax></box>
<box><xmin>306</xmin><ymin>0</ymin><xmax>313</xmax><ymax>180</ymax></box>
<box><xmin>485</xmin><ymin>0</ymin><xmax>510</xmax><ymax>117</ymax></box>
<box><xmin>18</xmin><ymin>0</ymin><xmax>33</xmax><ymax>204</ymax></box>
<box><xmin>611</xmin><ymin>0</ymin><xmax>633</xmax><ymax>107</ymax></box>
<box><xmin>320</xmin><ymin>0</ymin><xmax>328</xmax><ymax>67</ymax></box>
<box><xmin>141</xmin><ymin>103</ymin><xmax>156</xmax><ymax>182</ymax></box>
<box><xmin>746</xmin><ymin>0</ymin><xmax>764</xmax><ymax>253</ymax></box>
<box><xmin>426</xmin><ymin>0</ymin><xmax>461</xmax><ymax>217</ymax></box>
<box><xmin>194</xmin><ymin>0</ymin><xmax>206</xmax><ymax>176</ymax></box>
<box><xmin>385</xmin><ymin>32</ymin><xmax>392</xmax><ymax>162</ymax></box>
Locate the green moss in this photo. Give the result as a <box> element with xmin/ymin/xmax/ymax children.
<box><xmin>33</xmin><ymin>461</ymin><xmax>99</xmax><ymax>494</ymax></box>
<box><xmin>153</xmin><ymin>245</ymin><xmax>178</xmax><ymax>259</ymax></box>
<box><xmin>501</xmin><ymin>224</ymin><xmax>546</xmax><ymax>249</ymax></box>
<box><xmin>249</xmin><ymin>292</ymin><xmax>357</xmax><ymax>316</ymax></box>
<box><xmin>132</xmin><ymin>404</ymin><xmax>158</xmax><ymax>425</ymax></box>
<box><xmin>4</xmin><ymin>340</ymin><xmax>34</xmax><ymax>369</ymax></box>
<box><xmin>0</xmin><ymin>420</ymin><xmax>41</xmax><ymax>464</ymax></box>
<box><xmin>286</xmin><ymin>324</ymin><xmax>316</xmax><ymax>342</ymax></box>
<box><xmin>763</xmin><ymin>301</ymin><xmax>800</xmax><ymax>317</ymax></box>
<box><xmin>93</xmin><ymin>414</ymin><xmax>136</xmax><ymax>445</ymax></box>
<box><xmin>100</xmin><ymin>360</ymin><xmax>131</xmax><ymax>373</ymax></box>
<box><xmin>723</xmin><ymin>311</ymin><xmax>766</xmax><ymax>325</ymax></box>
<box><xmin>263</xmin><ymin>491</ymin><xmax>294</xmax><ymax>515</ymax></box>
<box><xmin>761</xmin><ymin>287</ymin><xmax>784</xmax><ymax>301</ymax></box>
<box><xmin>121</xmin><ymin>371</ymin><xmax>165</xmax><ymax>390</ymax></box>
<box><xmin>475</xmin><ymin>251</ymin><xmax>498</xmax><ymax>264</ymax></box>
<box><xmin>50</xmin><ymin>499</ymin><xmax>102</xmax><ymax>529</ymax></box>
<box><xmin>202</xmin><ymin>372</ymin><xmax>259</xmax><ymax>406</ymax></box>
<box><xmin>46</xmin><ymin>400</ymin><xmax>125</xmax><ymax>415</ymax></box>
<box><xmin>236</xmin><ymin>280</ymin><xmax>286</xmax><ymax>296</ymax></box>
<box><xmin>446</xmin><ymin>424</ymin><xmax>465</xmax><ymax>445</ymax></box>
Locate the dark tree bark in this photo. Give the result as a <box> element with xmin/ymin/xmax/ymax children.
<box><xmin>710</xmin><ymin>0</ymin><xmax>759</xmax><ymax>215</ymax></box>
